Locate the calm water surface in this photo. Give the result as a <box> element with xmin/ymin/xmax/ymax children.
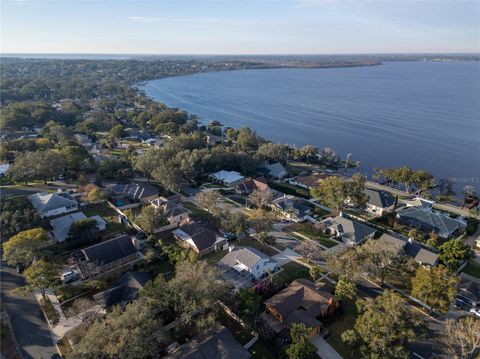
<box><xmin>141</xmin><ymin>62</ymin><xmax>480</xmax><ymax>192</ymax></box>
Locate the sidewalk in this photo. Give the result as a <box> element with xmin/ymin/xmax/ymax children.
<box><xmin>33</xmin><ymin>290</ymin><xmax>105</xmax><ymax>342</ymax></box>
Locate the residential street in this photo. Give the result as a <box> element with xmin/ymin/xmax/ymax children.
<box><xmin>1</xmin><ymin>262</ymin><xmax>58</xmax><ymax>359</ymax></box>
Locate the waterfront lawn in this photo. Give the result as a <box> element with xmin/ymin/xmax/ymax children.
<box><xmin>272</xmin><ymin>261</ymin><xmax>310</xmax><ymax>287</ymax></box>
<box><xmin>462</xmin><ymin>259</ymin><xmax>480</xmax><ymax>279</ymax></box>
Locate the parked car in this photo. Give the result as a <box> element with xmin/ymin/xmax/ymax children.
<box><xmin>470</xmin><ymin>308</ymin><xmax>480</xmax><ymax>317</ymax></box>
<box><xmin>61</xmin><ymin>270</ymin><xmax>78</xmax><ymax>284</ymax></box>
<box><xmin>15</xmin><ymin>263</ymin><xmax>24</xmax><ymax>273</ymax></box>
<box><xmin>224</xmin><ymin>232</ymin><xmax>237</xmax><ymax>241</ymax></box>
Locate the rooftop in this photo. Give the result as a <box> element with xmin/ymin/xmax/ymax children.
<box><xmin>28</xmin><ymin>192</ymin><xmax>77</xmax><ymax>213</ymax></box>
<box><xmin>220</xmin><ymin>246</ymin><xmax>275</xmax><ymax>270</ymax></box>
<box><xmin>210</xmin><ymin>170</ymin><xmax>244</xmax><ymax>184</ymax></box>
<box><xmin>364</xmin><ymin>188</ymin><xmax>396</xmax><ymax>209</ymax></box>
<box><xmin>322</xmin><ymin>215</ymin><xmax>376</xmax><ymax>244</ymax></box>
<box><xmin>82</xmin><ymin>235</ymin><xmax>137</xmax><ymax>266</ymax></box>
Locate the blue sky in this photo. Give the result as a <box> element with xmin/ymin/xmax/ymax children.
<box><xmin>1</xmin><ymin>0</ymin><xmax>479</xmax><ymax>54</ymax></box>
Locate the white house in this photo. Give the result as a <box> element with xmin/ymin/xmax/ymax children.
<box><xmin>150</xmin><ymin>196</ymin><xmax>190</xmax><ymax>225</ymax></box>
<box><xmin>363</xmin><ymin>188</ymin><xmax>396</xmax><ymax>215</ymax></box>
<box><xmin>50</xmin><ymin>212</ymin><xmax>107</xmax><ymax>242</ymax></box>
<box><xmin>28</xmin><ymin>192</ymin><xmax>78</xmax><ymax>218</ymax></box>
<box><xmin>220</xmin><ymin>246</ymin><xmax>278</xmax><ymax>279</ymax></box>
<box><xmin>209</xmin><ymin>170</ymin><xmax>244</xmax><ymax>187</ymax></box>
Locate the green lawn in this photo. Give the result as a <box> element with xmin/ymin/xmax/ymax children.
<box><xmin>326</xmin><ymin>298</ymin><xmax>361</xmax><ymax>359</ymax></box>
<box><xmin>183</xmin><ymin>202</ymin><xmax>215</xmax><ymax>221</ymax></box>
<box><xmin>272</xmin><ymin>261</ymin><xmax>310</xmax><ymax>287</ymax></box>
<box><xmin>250</xmin><ymin>339</ymin><xmax>279</xmax><ymax>359</ymax></box>
<box><xmin>239</xmin><ymin>237</ymin><xmax>278</xmax><ymax>256</ymax></box>
<box><xmin>203</xmin><ymin>249</ymin><xmax>228</xmax><ymax>264</ymax></box>
<box><xmin>462</xmin><ymin>259</ymin><xmax>480</xmax><ymax>279</ymax></box>
<box><xmin>82</xmin><ymin>203</ymin><xmax>117</xmax><ymax>221</ymax></box>
<box><xmin>285</xmin><ymin>223</ymin><xmax>339</xmax><ymax>248</ymax></box>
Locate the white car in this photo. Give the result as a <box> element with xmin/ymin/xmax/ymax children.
<box><xmin>61</xmin><ymin>270</ymin><xmax>78</xmax><ymax>284</ymax></box>
<box><xmin>470</xmin><ymin>308</ymin><xmax>480</xmax><ymax>317</ymax></box>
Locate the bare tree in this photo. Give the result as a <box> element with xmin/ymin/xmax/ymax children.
<box><xmin>248</xmin><ymin>189</ymin><xmax>273</xmax><ymax>209</ymax></box>
<box><xmin>444</xmin><ymin>316</ymin><xmax>480</xmax><ymax>359</ymax></box>
<box><xmin>295</xmin><ymin>240</ymin><xmax>325</xmax><ymax>263</ymax></box>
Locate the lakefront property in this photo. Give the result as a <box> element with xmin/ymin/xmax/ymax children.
<box><xmin>1</xmin><ymin>3</ymin><xmax>480</xmax><ymax>358</ymax></box>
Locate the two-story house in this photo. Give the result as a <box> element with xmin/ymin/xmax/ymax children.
<box><xmin>220</xmin><ymin>246</ymin><xmax>278</xmax><ymax>279</ymax></box>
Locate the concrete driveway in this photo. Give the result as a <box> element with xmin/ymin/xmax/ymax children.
<box><xmin>310</xmin><ymin>335</ymin><xmax>342</xmax><ymax>359</ymax></box>
<box><xmin>1</xmin><ymin>262</ymin><xmax>58</xmax><ymax>359</ymax></box>
<box><xmin>272</xmin><ymin>248</ymin><xmax>303</xmax><ymax>266</ymax></box>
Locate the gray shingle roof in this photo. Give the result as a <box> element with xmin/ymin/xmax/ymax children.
<box><xmin>173</xmin><ymin>222</ymin><xmax>221</xmax><ymax>252</ymax></box>
<box><xmin>275</xmin><ymin>198</ymin><xmax>310</xmax><ymax>217</ymax></box>
<box><xmin>93</xmin><ymin>271</ymin><xmax>152</xmax><ymax>308</ymax></box>
<box><xmin>28</xmin><ymin>192</ymin><xmax>77</xmax><ymax>213</ymax></box>
<box><xmin>265</xmin><ymin>162</ymin><xmax>287</xmax><ymax>178</ymax></box>
<box><xmin>50</xmin><ymin>212</ymin><xmax>88</xmax><ymax>242</ymax></box>
<box><xmin>112</xmin><ymin>182</ymin><xmax>159</xmax><ymax>201</ymax></box>
<box><xmin>397</xmin><ymin>207</ymin><xmax>466</xmax><ymax>238</ymax></box>
<box><xmin>323</xmin><ymin>215</ymin><xmax>376</xmax><ymax>244</ymax></box>
<box><xmin>365</xmin><ymin>188</ymin><xmax>395</xmax><ymax>208</ymax></box>
<box><xmin>82</xmin><ymin>235</ymin><xmax>137</xmax><ymax>266</ymax></box>
<box><xmin>165</xmin><ymin>326</ymin><xmax>251</xmax><ymax>359</ymax></box>
<box><xmin>404</xmin><ymin>242</ymin><xmax>439</xmax><ymax>267</ymax></box>
<box><xmin>220</xmin><ymin>246</ymin><xmax>274</xmax><ymax>270</ymax></box>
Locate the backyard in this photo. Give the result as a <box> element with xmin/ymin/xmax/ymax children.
<box><xmin>285</xmin><ymin>223</ymin><xmax>340</xmax><ymax>248</ymax></box>
<box><xmin>272</xmin><ymin>261</ymin><xmax>310</xmax><ymax>287</ymax></box>
<box><xmin>462</xmin><ymin>259</ymin><xmax>480</xmax><ymax>278</ymax></box>
<box><xmin>325</xmin><ymin>297</ymin><xmax>361</xmax><ymax>359</ymax></box>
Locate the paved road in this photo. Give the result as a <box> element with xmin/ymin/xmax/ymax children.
<box><xmin>1</xmin><ymin>262</ymin><xmax>58</xmax><ymax>359</ymax></box>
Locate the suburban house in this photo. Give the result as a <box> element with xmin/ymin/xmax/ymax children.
<box><xmin>109</xmin><ymin>182</ymin><xmax>159</xmax><ymax>204</ymax></box>
<box><xmin>49</xmin><ymin>212</ymin><xmax>107</xmax><ymax>242</ymax></box>
<box><xmin>150</xmin><ymin>196</ymin><xmax>190</xmax><ymax>225</ymax></box>
<box><xmin>75</xmin><ymin>235</ymin><xmax>140</xmax><ymax>278</ymax></box>
<box><xmin>272</xmin><ymin>196</ymin><xmax>311</xmax><ymax>222</ymax></box>
<box><xmin>220</xmin><ymin>246</ymin><xmax>278</xmax><ymax>279</ymax></box>
<box><xmin>235</xmin><ymin>177</ymin><xmax>270</xmax><ymax>195</ymax></box>
<box><xmin>378</xmin><ymin>232</ymin><xmax>439</xmax><ymax>267</ymax></box>
<box><xmin>173</xmin><ymin>222</ymin><xmax>226</xmax><ymax>255</ymax></box>
<box><xmin>457</xmin><ymin>273</ymin><xmax>480</xmax><ymax>308</ymax></box>
<box><xmin>320</xmin><ymin>214</ymin><xmax>377</xmax><ymax>245</ymax></box>
<box><xmin>363</xmin><ymin>188</ymin><xmax>396</xmax><ymax>215</ymax></box>
<box><xmin>28</xmin><ymin>191</ymin><xmax>78</xmax><ymax>218</ymax></box>
<box><xmin>165</xmin><ymin>326</ymin><xmax>251</xmax><ymax>359</ymax></box>
<box><xmin>93</xmin><ymin>271</ymin><xmax>152</xmax><ymax>308</ymax></box>
<box><xmin>396</xmin><ymin>205</ymin><xmax>466</xmax><ymax>238</ymax></box>
<box><xmin>289</xmin><ymin>172</ymin><xmax>328</xmax><ymax>190</ymax></box>
<box><xmin>209</xmin><ymin>170</ymin><xmax>245</xmax><ymax>187</ymax></box>
<box><xmin>74</xmin><ymin>133</ymin><xmax>93</xmax><ymax>149</ymax></box>
<box><xmin>261</xmin><ymin>279</ymin><xmax>339</xmax><ymax>337</ymax></box>
<box><xmin>261</xmin><ymin>162</ymin><xmax>288</xmax><ymax>179</ymax></box>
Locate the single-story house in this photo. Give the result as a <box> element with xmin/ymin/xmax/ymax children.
<box><xmin>49</xmin><ymin>212</ymin><xmax>107</xmax><ymax>242</ymax></box>
<box><xmin>173</xmin><ymin>222</ymin><xmax>226</xmax><ymax>255</ymax></box>
<box><xmin>235</xmin><ymin>177</ymin><xmax>270</xmax><ymax>195</ymax></box>
<box><xmin>77</xmin><ymin>235</ymin><xmax>140</xmax><ymax>278</ymax></box>
<box><xmin>289</xmin><ymin>172</ymin><xmax>328</xmax><ymax>190</ymax></box>
<box><xmin>93</xmin><ymin>271</ymin><xmax>152</xmax><ymax>308</ymax></box>
<box><xmin>363</xmin><ymin>188</ymin><xmax>396</xmax><ymax>215</ymax></box>
<box><xmin>220</xmin><ymin>246</ymin><xmax>278</xmax><ymax>279</ymax></box>
<box><xmin>150</xmin><ymin>196</ymin><xmax>190</xmax><ymax>225</ymax></box>
<box><xmin>457</xmin><ymin>273</ymin><xmax>480</xmax><ymax>308</ymax></box>
<box><xmin>320</xmin><ymin>214</ymin><xmax>377</xmax><ymax>245</ymax></box>
<box><xmin>165</xmin><ymin>326</ymin><xmax>251</xmax><ymax>359</ymax></box>
<box><xmin>261</xmin><ymin>162</ymin><xmax>288</xmax><ymax>179</ymax></box>
<box><xmin>261</xmin><ymin>278</ymin><xmax>339</xmax><ymax>337</ymax></box>
<box><xmin>109</xmin><ymin>182</ymin><xmax>159</xmax><ymax>203</ymax></box>
<box><xmin>378</xmin><ymin>232</ymin><xmax>439</xmax><ymax>267</ymax></box>
<box><xmin>209</xmin><ymin>170</ymin><xmax>245</xmax><ymax>187</ymax></box>
<box><xmin>272</xmin><ymin>196</ymin><xmax>311</xmax><ymax>222</ymax></box>
<box><xmin>396</xmin><ymin>206</ymin><xmax>466</xmax><ymax>238</ymax></box>
<box><xmin>28</xmin><ymin>191</ymin><xmax>78</xmax><ymax>218</ymax></box>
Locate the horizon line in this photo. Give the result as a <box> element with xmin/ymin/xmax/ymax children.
<box><xmin>2</xmin><ymin>52</ymin><xmax>480</xmax><ymax>56</ymax></box>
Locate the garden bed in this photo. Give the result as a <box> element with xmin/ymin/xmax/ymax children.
<box><xmin>39</xmin><ymin>297</ymin><xmax>60</xmax><ymax>325</ymax></box>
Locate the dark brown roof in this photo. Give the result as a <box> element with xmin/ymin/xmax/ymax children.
<box><xmin>265</xmin><ymin>278</ymin><xmax>336</xmax><ymax>323</ymax></box>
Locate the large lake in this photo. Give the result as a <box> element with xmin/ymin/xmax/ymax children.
<box><xmin>140</xmin><ymin>62</ymin><xmax>480</xmax><ymax>193</ymax></box>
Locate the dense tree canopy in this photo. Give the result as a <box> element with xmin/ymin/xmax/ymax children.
<box><xmin>2</xmin><ymin>228</ymin><xmax>49</xmax><ymax>267</ymax></box>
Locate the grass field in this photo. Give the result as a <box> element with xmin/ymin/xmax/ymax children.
<box><xmin>239</xmin><ymin>236</ymin><xmax>278</xmax><ymax>256</ymax></box>
<box><xmin>272</xmin><ymin>261</ymin><xmax>310</xmax><ymax>287</ymax></box>
<box><xmin>285</xmin><ymin>223</ymin><xmax>339</xmax><ymax>248</ymax></box>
